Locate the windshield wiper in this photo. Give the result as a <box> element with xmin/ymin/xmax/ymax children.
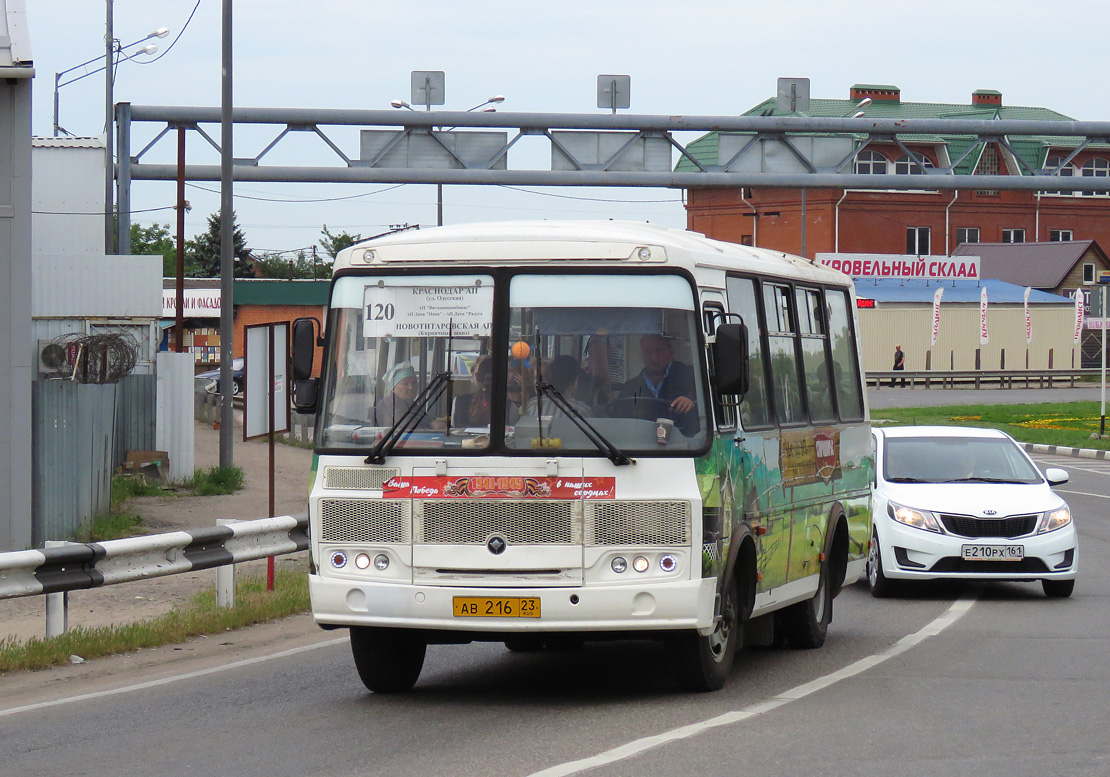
<box><xmin>885</xmin><ymin>476</ymin><xmax>929</xmax><ymax>483</ymax></box>
<box><xmin>366</xmin><ymin>371</ymin><xmax>451</xmax><ymax>464</ymax></box>
<box><xmin>536</xmin><ymin>382</ymin><xmax>632</xmax><ymax>466</ymax></box>
<box><xmin>941</xmin><ymin>476</ymin><xmax>1025</xmax><ymax>484</ymax></box>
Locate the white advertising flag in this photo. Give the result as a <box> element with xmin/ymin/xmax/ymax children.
<box><xmin>979</xmin><ymin>287</ymin><xmax>989</xmax><ymax>345</ymax></box>
<box><xmin>1074</xmin><ymin>289</ymin><xmax>1084</xmax><ymax>344</ymax></box>
<box><xmin>1024</xmin><ymin>286</ymin><xmax>1032</xmax><ymax>345</ymax></box>
<box><xmin>931</xmin><ymin>287</ymin><xmax>943</xmax><ymax>346</ymax></box>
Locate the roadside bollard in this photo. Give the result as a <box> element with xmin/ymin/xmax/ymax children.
<box><xmin>45</xmin><ymin>540</ymin><xmax>70</xmax><ymax>638</ymax></box>
<box><xmin>216</xmin><ymin>519</ymin><xmax>237</xmax><ymax>608</ymax></box>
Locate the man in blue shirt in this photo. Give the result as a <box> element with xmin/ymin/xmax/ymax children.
<box><xmin>616</xmin><ymin>334</ymin><xmax>698</xmax><ymax>434</ymax></box>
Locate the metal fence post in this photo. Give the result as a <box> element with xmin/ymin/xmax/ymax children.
<box><xmin>216</xmin><ymin>519</ymin><xmax>237</xmax><ymax>608</ymax></box>
<box><xmin>44</xmin><ymin>540</ymin><xmax>70</xmax><ymax>637</ymax></box>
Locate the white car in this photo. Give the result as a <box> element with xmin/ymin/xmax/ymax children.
<box><xmin>869</xmin><ymin>426</ymin><xmax>1078</xmax><ymax>598</ymax></box>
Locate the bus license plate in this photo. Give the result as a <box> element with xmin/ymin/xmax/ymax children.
<box><xmin>453</xmin><ymin>597</ymin><xmax>541</xmax><ymax>618</ymax></box>
<box><xmin>962</xmin><ymin>544</ymin><xmax>1024</xmax><ymax>561</ymax></box>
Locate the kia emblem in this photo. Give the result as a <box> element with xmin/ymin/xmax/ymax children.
<box><xmin>983</xmin><ymin>509</ymin><xmax>997</xmax><ymax>516</ymax></box>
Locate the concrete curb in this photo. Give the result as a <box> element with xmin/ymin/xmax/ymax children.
<box><xmin>1022</xmin><ymin>443</ymin><xmax>1110</xmax><ymax>460</ymax></box>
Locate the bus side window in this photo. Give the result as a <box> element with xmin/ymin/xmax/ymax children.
<box><xmin>724</xmin><ymin>276</ymin><xmax>772</xmax><ymax>429</ymax></box>
<box><xmin>762</xmin><ymin>283</ymin><xmax>805</xmax><ymax>425</ymax></box>
<box><xmin>826</xmin><ymin>290</ymin><xmax>865</xmax><ymax>421</ymax></box>
<box><xmin>702</xmin><ymin>302</ymin><xmax>734</xmax><ymax>429</ymax></box>
<box><xmin>796</xmin><ymin>287</ymin><xmax>837</xmax><ymax>422</ymax></box>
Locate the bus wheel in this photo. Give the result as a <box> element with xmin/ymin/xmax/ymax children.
<box><xmin>671</xmin><ymin>577</ymin><xmax>738</xmax><ymax>692</ymax></box>
<box><xmin>777</xmin><ymin>561</ymin><xmax>832</xmax><ymax>649</ymax></box>
<box><xmin>350</xmin><ymin>627</ymin><xmax>426</xmax><ymax>693</ymax></box>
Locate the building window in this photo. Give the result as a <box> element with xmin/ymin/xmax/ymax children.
<box><xmin>907</xmin><ymin>227</ymin><xmax>930</xmax><ymax>255</ymax></box>
<box><xmin>1084</xmin><ymin>263</ymin><xmax>1096</xmax><ymax>284</ymax></box>
<box><xmin>1081</xmin><ymin>157</ymin><xmax>1110</xmax><ymax>196</ymax></box>
<box><xmin>956</xmin><ymin>228</ymin><xmax>980</xmax><ymax>245</ymax></box>
<box><xmin>1050</xmin><ymin>229</ymin><xmax>1074</xmax><ymax>242</ymax></box>
<box><xmin>894</xmin><ymin>153</ymin><xmax>934</xmax><ymax>175</ymax></box>
<box><xmin>975</xmin><ymin>145</ymin><xmax>1001</xmax><ymax>195</ymax></box>
<box><xmin>1043</xmin><ymin>155</ymin><xmax>1079</xmax><ymax>196</ymax></box>
<box><xmin>1002</xmin><ymin>228</ymin><xmax>1025</xmax><ymax>243</ymax></box>
<box><xmin>854</xmin><ymin>149</ymin><xmax>889</xmax><ymax>175</ymax></box>
<box><xmin>740</xmin><ymin>235</ymin><xmax>753</xmax><ymax>246</ymax></box>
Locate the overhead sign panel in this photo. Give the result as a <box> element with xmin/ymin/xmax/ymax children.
<box><xmin>550</xmin><ymin>131</ymin><xmax>672</xmax><ymax>172</ymax></box>
<box><xmin>717</xmin><ymin>134</ymin><xmax>853</xmax><ymax>174</ymax></box>
<box><xmin>359</xmin><ymin>129</ymin><xmax>508</xmax><ymax>170</ymax></box>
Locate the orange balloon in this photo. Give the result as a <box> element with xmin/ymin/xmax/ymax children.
<box><xmin>511</xmin><ymin>341</ymin><xmax>530</xmax><ymax>360</ymax></box>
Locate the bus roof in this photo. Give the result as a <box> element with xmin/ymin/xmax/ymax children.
<box><xmin>333</xmin><ymin>220</ymin><xmax>850</xmax><ymax>286</ymax></box>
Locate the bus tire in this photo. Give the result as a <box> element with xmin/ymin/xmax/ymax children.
<box><xmin>777</xmin><ymin>560</ymin><xmax>832</xmax><ymax>649</ymax></box>
<box><xmin>670</xmin><ymin>576</ymin><xmax>739</xmax><ymax>692</ymax></box>
<box><xmin>350</xmin><ymin>627</ymin><xmax>426</xmax><ymax>693</ymax></box>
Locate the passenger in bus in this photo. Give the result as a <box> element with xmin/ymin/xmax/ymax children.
<box><xmin>580</xmin><ymin>333</ymin><xmax>618</xmax><ymax>407</ymax></box>
<box><xmin>452</xmin><ymin>355</ymin><xmax>494</xmax><ymax>427</ymax></box>
<box><xmin>373</xmin><ymin>363</ymin><xmax>444</xmax><ymax>429</ymax></box>
<box><xmin>519</xmin><ymin>355</ymin><xmax>592</xmax><ymax>421</ymax></box>
<box><xmin>615</xmin><ymin>334</ymin><xmax>698</xmax><ymax>434</ymax></box>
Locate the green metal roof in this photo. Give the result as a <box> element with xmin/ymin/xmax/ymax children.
<box><xmin>233</xmin><ymin>279</ymin><xmax>330</xmax><ymax>305</ymax></box>
<box><xmin>677</xmin><ymin>92</ymin><xmax>1079</xmax><ymax>174</ymax></box>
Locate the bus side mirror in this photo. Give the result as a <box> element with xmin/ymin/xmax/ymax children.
<box><xmin>292</xmin><ymin>317</ymin><xmax>320</xmax><ymax>413</ymax></box>
<box><xmin>712</xmin><ymin>323</ymin><xmax>749</xmax><ymax>396</ymax></box>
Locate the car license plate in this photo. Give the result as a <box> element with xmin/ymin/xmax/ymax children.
<box><xmin>961</xmin><ymin>544</ymin><xmax>1024</xmax><ymax>561</ymax></box>
<box><xmin>453</xmin><ymin>597</ymin><xmax>541</xmax><ymax>618</ymax></box>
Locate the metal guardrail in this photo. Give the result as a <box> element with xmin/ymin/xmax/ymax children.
<box><xmin>0</xmin><ymin>514</ymin><xmax>308</xmax><ymax>601</ymax></box>
<box><xmin>867</xmin><ymin>369</ymin><xmax>1099</xmax><ymax>390</ymax></box>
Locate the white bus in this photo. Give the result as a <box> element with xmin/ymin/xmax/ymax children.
<box><xmin>291</xmin><ymin>221</ymin><xmax>873</xmax><ymax>692</ymax></box>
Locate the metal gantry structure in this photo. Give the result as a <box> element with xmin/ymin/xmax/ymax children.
<box><xmin>114</xmin><ymin>103</ymin><xmax>1110</xmax><ymax>251</ymax></box>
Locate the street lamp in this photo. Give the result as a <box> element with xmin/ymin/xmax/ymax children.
<box><xmin>389</xmin><ymin>82</ymin><xmax>505</xmax><ymax>226</ymax></box>
<box><xmin>53</xmin><ymin>26</ymin><xmax>168</xmax><ymax>137</ymax></box>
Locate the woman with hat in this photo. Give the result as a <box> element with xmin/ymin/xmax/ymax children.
<box><xmin>373</xmin><ymin>363</ymin><xmax>443</xmax><ymax>429</ymax></box>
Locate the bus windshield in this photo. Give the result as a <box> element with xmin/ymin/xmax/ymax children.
<box><xmin>315</xmin><ymin>271</ymin><xmax>707</xmax><ymax>454</ymax></box>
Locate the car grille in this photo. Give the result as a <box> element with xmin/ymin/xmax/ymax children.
<box><xmin>938</xmin><ymin>513</ymin><xmax>1039</xmax><ymax>539</ymax></box>
<box><xmin>930</xmin><ymin>557</ymin><xmax>1050</xmax><ymax>574</ymax></box>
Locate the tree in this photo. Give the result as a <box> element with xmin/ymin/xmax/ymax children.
<box><xmin>254</xmin><ymin>250</ymin><xmax>329</xmax><ymax>280</ymax></box>
<box><xmin>188</xmin><ymin>211</ymin><xmax>255</xmax><ymax>278</ymax></box>
<box><xmin>130</xmin><ymin>222</ymin><xmax>200</xmax><ymax>277</ymax></box>
<box><xmin>319</xmin><ymin>224</ymin><xmax>362</xmax><ymax>260</ymax></box>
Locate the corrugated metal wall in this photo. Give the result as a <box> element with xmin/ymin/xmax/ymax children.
<box><xmin>858</xmin><ymin>304</ymin><xmax>1079</xmax><ymax>372</ymax></box>
<box><xmin>156</xmin><ymin>353</ymin><xmax>195</xmax><ymax>483</ymax></box>
<box><xmin>31</xmin><ymin>374</ymin><xmax>156</xmax><ymax>544</ymax></box>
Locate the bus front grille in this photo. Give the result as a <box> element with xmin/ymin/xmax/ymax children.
<box><xmin>320</xmin><ymin>499</ymin><xmax>411</xmax><ymax>543</ymax></box>
<box><xmin>416</xmin><ymin>500</ymin><xmax>580</xmax><ymax>545</ymax></box>
<box><xmin>323</xmin><ymin>467</ymin><xmax>400</xmax><ymax>490</ymax></box>
<box><xmin>586</xmin><ymin>501</ymin><xmax>691</xmax><ymax>546</ymax></box>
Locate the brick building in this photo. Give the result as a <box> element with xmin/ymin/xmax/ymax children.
<box><xmin>681</xmin><ymin>83</ymin><xmax>1110</xmax><ymax>258</ymax></box>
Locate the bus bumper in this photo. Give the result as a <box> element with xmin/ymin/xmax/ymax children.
<box><xmin>309</xmin><ymin>574</ymin><xmax>719</xmax><ymax>634</ymax></box>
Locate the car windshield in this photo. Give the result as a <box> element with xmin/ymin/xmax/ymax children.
<box><xmin>883</xmin><ymin>436</ymin><xmax>1043</xmax><ymax>484</ymax></box>
<box><xmin>314</xmin><ymin>272</ymin><xmax>707</xmax><ymax>454</ymax></box>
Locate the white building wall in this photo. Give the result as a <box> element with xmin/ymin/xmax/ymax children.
<box><xmin>31</xmin><ymin>138</ymin><xmax>106</xmax><ymax>257</ymax></box>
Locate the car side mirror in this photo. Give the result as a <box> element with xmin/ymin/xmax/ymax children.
<box><xmin>711</xmin><ymin>322</ymin><xmax>749</xmax><ymax>396</ymax></box>
<box><xmin>1044</xmin><ymin>467</ymin><xmax>1069</xmax><ymax>486</ymax></box>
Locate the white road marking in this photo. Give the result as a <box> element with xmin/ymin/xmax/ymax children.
<box><xmin>1055</xmin><ymin>488</ymin><xmax>1110</xmax><ymax>500</ymax></box>
<box><xmin>527</xmin><ymin>597</ymin><xmax>977</xmax><ymax>777</ymax></box>
<box><xmin>0</xmin><ymin>637</ymin><xmax>347</xmax><ymax>718</ymax></box>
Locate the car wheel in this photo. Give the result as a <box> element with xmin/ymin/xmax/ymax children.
<box><xmin>231</xmin><ymin>380</ymin><xmax>242</xmax><ymax>397</ymax></box>
<box><xmin>504</xmin><ymin>636</ymin><xmax>545</xmax><ymax>652</ymax></box>
<box><xmin>1042</xmin><ymin>579</ymin><xmax>1075</xmax><ymax>598</ymax></box>
<box><xmin>349</xmin><ymin>627</ymin><xmax>426</xmax><ymax>693</ymax></box>
<box><xmin>867</xmin><ymin>529</ymin><xmax>898</xmax><ymax>598</ymax></box>
<box><xmin>670</xmin><ymin>576</ymin><xmax>739</xmax><ymax>692</ymax></box>
<box><xmin>776</xmin><ymin>559</ymin><xmax>832</xmax><ymax>649</ymax></box>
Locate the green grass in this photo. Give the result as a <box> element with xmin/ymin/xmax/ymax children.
<box><xmin>73</xmin><ymin>512</ymin><xmax>144</xmax><ymax>543</ymax></box>
<box><xmin>873</xmin><ymin>401</ymin><xmax>1110</xmax><ymax>450</ymax></box>
<box><xmin>184</xmin><ymin>465</ymin><xmax>246</xmax><ymax>496</ymax></box>
<box><xmin>0</xmin><ymin>569</ymin><xmax>310</xmax><ymax>673</ymax></box>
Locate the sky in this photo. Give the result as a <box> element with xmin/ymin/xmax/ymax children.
<box><xmin>23</xmin><ymin>0</ymin><xmax>1110</xmax><ymax>258</ymax></box>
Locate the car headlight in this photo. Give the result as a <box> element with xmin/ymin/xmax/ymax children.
<box><xmin>888</xmin><ymin>501</ymin><xmax>942</xmax><ymax>533</ymax></box>
<box><xmin>1038</xmin><ymin>506</ymin><xmax>1071</xmax><ymax>534</ymax></box>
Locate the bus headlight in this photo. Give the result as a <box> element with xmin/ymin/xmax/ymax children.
<box><xmin>330</xmin><ymin>551</ymin><xmax>348</xmax><ymax>569</ymax></box>
<box><xmin>659</xmin><ymin>554</ymin><xmax>678</xmax><ymax>573</ymax></box>
<box><xmin>354</xmin><ymin>553</ymin><xmax>371</xmax><ymax>569</ymax></box>
<box><xmin>611</xmin><ymin>556</ymin><xmax>628</xmax><ymax>574</ymax></box>
<box><xmin>632</xmin><ymin>556</ymin><xmax>650</xmax><ymax>573</ymax></box>
<box><xmin>373</xmin><ymin>553</ymin><xmax>391</xmax><ymax>570</ymax></box>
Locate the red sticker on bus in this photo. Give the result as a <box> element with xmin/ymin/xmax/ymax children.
<box><xmin>382</xmin><ymin>475</ymin><xmax>616</xmax><ymax>500</ymax></box>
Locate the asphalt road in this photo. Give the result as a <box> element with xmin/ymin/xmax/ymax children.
<box><xmin>2</xmin><ymin>449</ymin><xmax>1106</xmax><ymax>777</ymax></box>
<box><xmin>867</xmin><ymin>384</ymin><xmax>1107</xmax><ymax>410</ymax></box>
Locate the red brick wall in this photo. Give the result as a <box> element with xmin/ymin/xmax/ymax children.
<box><xmin>233</xmin><ymin>304</ymin><xmax>326</xmax><ymax>377</ymax></box>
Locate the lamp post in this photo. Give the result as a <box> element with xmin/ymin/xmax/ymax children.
<box><xmin>52</xmin><ymin>29</ymin><xmax>166</xmax><ymax>137</ymax></box>
<box><xmin>390</xmin><ymin>73</ymin><xmax>503</xmax><ymax>226</ymax></box>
